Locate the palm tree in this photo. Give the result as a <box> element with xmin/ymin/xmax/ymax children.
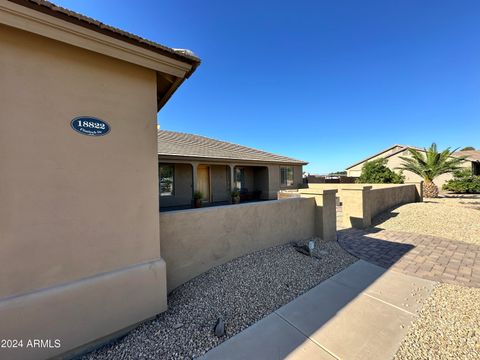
<box><xmin>397</xmin><ymin>143</ymin><xmax>466</xmax><ymax>198</ymax></box>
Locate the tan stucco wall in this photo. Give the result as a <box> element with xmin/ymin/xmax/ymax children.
<box><xmin>308</xmin><ymin>183</ymin><xmax>408</xmax><ymax>205</ymax></box>
<box><xmin>268</xmin><ymin>164</ymin><xmax>303</xmax><ymax>197</ymax></box>
<box><xmin>160</xmin><ymin>198</ymin><xmax>316</xmax><ymax>291</ymax></box>
<box><xmin>341</xmin><ymin>184</ymin><xmax>417</xmax><ymax>228</ymax></box>
<box><xmin>293</xmin><ymin>189</ymin><xmax>338</xmax><ymax>242</ymax></box>
<box><xmin>368</xmin><ymin>185</ymin><xmax>417</xmax><ymax>219</ymax></box>
<box><xmin>294</xmin><ymin>165</ymin><xmax>304</xmax><ymax>187</ymax></box>
<box><xmin>0</xmin><ymin>25</ymin><xmax>166</xmax><ymax>358</ymax></box>
<box><xmin>0</xmin><ymin>259</ymin><xmax>166</xmax><ymax>360</ymax></box>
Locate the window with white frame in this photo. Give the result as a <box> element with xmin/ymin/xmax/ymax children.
<box><xmin>280</xmin><ymin>166</ymin><xmax>294</xmax><ymax>187</ymax></box>
<box><xmin>159</xmin><ymin>164</ymin><xmax>174</xmax><ymax>196</ymax></box>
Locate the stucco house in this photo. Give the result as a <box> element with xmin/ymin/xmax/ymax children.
<box><xmin>157</xmin><ymin>130</ymin><xmax>307</xmax><ymax>210</ymax></box>
<box><xmin>1</xmin><ymin>1</ymin><xmax>199</xmax><ymax>359</ymax></box>
<box><xmin>346</xmin><ymin>144</ymin><xmax>480</xmax><ymax>187</ymax></box>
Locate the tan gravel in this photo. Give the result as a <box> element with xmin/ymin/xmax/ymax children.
<box><xmin>83</xmin><ymin>240</ymin><xmax>356</xmax><ymax>360</ymax></box>
<box><xmin>373</xmin><ymin>195</ymin><xmax>480</xmax><ymax>359</ymax></box>
<box><xmin>373</xmin><ymin>197</ymin><xmax>480</xmax><ymax>245</ymax></box>
<box><xmin>394</xmin><ymin>283</ymin><xmax>480</xmax><ymax>360</ymax></box>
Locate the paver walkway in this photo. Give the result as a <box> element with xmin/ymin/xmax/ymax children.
<box><xmin>200</xmin><ymin>260</ymin><xmax>434</xmax><ymax>360</ymax></box>
<box><xmin>338</xmin><ymin>228</ymin><xmax>480</xmax><ymax>288</ymax></box>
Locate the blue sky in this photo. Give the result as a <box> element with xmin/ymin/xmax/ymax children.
<box><xmin>55</xmin><ymin>0</ymin><xmax>480</xmax><ymax>174</ymax></box>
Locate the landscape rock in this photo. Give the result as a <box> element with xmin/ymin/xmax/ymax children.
<box><xmin>213</xmin><ymin>318</ymin><xmax>225</xmax><ymax>337</ymax></box>
<box><xmin>82</xmin><ymin>240</ymin><xmax>356</xmax><ymax>360</ymax></box>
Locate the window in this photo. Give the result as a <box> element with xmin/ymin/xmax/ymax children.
<box><xmin>280</xmin><ymin>166</ymin><xmax>294</xmax><ymax>187</ymax></box>
<box><xmin>159</xmin><ymin>164</ymin><xmax>174</xmax><ymax>196</ymax></box>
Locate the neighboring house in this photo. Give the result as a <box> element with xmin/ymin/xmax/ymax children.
<box><xmin>346</xmin><ymin>144</ymin><xmax>480</xmax><ymax>187</ymax></box>
<box><xmin>454</xmin><ymin>149</ymin><xmax>480</xmax><ymax>175</ymax></box>
<box><xmin>157</xmin><ymin>130</ymin><xmax>307</xmax><ymax>210</ymax></box>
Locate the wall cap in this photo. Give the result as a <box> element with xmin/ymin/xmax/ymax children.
<box><xmin>160</xmin><ymin>198</ymin><xmax>309</xmax><ymax>216</ymax></box>
<box><xmin>298</xmin><ymin>189</ymin><xmax>338</xmax><ymax>195</ymax></box>
<box><xmin>342</xmin><ymin>186</ymin><xmax>372</xmax><ymax>191</ymax></box>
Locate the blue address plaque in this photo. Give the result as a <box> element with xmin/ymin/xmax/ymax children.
<box><xmin>71</xmin><ymin>116</ymin><xmax>110</xmax><ymax>136</ymax></box>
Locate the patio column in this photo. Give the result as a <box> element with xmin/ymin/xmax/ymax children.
<box><xmin>298</xmin><ymin>189</ymin><xmax>338</xmax><ymax>241</ymax></box>
<box><xmin>342</xmin><ymin>186</ymin><xmax>372</xmax><ymax>229</ymax></box>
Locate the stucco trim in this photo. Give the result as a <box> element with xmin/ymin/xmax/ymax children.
<box><xmin>0</xmin><ymin>258</ymin><xmax>167</xmax><ymax>360</ymax></box>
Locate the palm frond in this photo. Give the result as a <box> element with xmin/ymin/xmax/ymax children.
<box><xmin>397</xmin><ymin>143</ymin><xmax>467</xmax><ymax>182</ymax></box>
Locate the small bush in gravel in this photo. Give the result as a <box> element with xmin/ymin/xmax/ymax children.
<box><xmin>356</xmin><ymin>158</ymin><xmax>405</xmax><ymax>184</ymax></box>
<box><xmin>443</xmin><ymin>169</ymin><xmax>480</xmax><ymax>194</ymax></box>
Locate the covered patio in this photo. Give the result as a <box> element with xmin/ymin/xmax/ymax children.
<box><xmin>157</xmin><ymin>129</ymin><xmax>306</xmax><ymax>211</ymax></box>
<box><xmin>159</xmin><ymin>161</ymin><xmax>270</xmax><ymax>211</ymax></box>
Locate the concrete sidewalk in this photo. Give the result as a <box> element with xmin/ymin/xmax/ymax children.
<box><xmin>200</xmin><ymin>260</ymin><xmax>435</xmax><ymax>360</ymax></box>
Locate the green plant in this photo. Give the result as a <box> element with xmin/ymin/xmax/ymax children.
<box><xmin>397</xmin><ymin>143</ymin><xmax>466</xmax><ymax>198</ymax></box>
<box><xmin>356</xmin><ymin>158</ymin><xmax>405</xmax><ymax>184</ymax></box>
<box><xmin>193</xmin><ymin>190</ymin><xmax>203</xmax><ymax>200</ymax></box>
<box><xmin>452</xmin><ymin>168</ymin><xmax>474</xmax><ymax>178</ymax></box>
<box><xmin>460</xmin><ymin>146</ymin><xmax>475</xmax><ymax>151</ymax></box>
<box><xmin>443</xmin><ymin>169</ymin><xmax>480</xmax><ymax>193</ymax></box>
<box><xmin>231</xmin><ymin>187</ymin><xmax>240</xmax><ymax>204</ymax></box>
<box><xmin>231</xmin><ymin>188</ymin><xmax>240</xmax><ymax>197</ymax></box>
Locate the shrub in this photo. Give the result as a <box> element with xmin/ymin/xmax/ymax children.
<box><xmin>443</xmin><ymin>169</ymin><xmax>480</xmax><ymax>193</ymax></box>
<box><xmin>357</xmin><ymin>158</ymin><xmax>405</xmax><ymax>184</ymax></box>
<box><xmin>193</xmin><ymin>190</ymin><xmax>204</xmax><ymax>200</ymax></box>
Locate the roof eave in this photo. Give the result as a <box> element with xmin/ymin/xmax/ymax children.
<box><xmin>157</xmin><ymin>153</ymin><xmax>307</xmax><ymax>166</ymax></box>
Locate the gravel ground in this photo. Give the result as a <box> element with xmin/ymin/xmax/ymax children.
<box><xmin>394</xmin><ymin>283</ymin><xmax>480</xmax><ymax>360</ymax></box>
<box><xmin>371</xmin><ymin>195</ymin><xmax>480</xmax><ymax>359</ymax></box>
<box><xmin>373</xmin><ymin>196</ymin><xmax>480</xmax><ymax>245</ymax></box>
<box><xmin>83</xmin><ymin>240</ymin><xmax>356</xmax><ymax>360</ymax></box>
<box><xmin>428</xmin><ymin>193</ymin><xmax>480</xmax><ymax>210</ymax></box>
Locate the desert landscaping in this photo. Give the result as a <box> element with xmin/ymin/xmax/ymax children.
<box><xmin>2</xmin><ymin>1</ymin><xmax>479</xmax><ymax>359</ymax></box>
<box><xmin>377</xmin><ymin>195</ymin><xmax>480</xmax><ymax>359</ymax></box>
